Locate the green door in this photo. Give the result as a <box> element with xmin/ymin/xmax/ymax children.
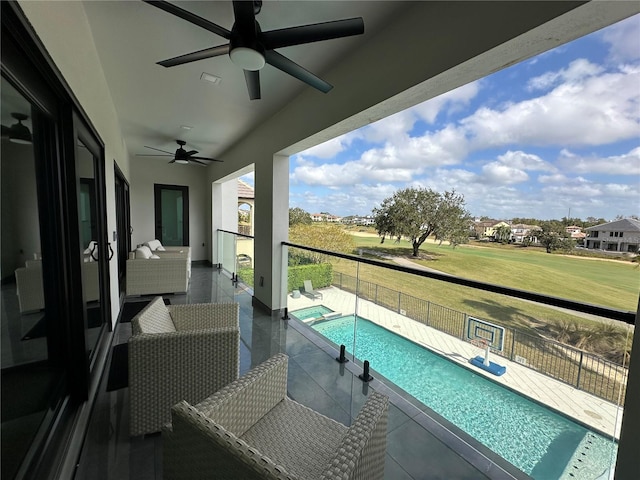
<box><xmin>154</xmin><ymin>184</ymin><xmax>189</xmax><ymax>246</ymax></box>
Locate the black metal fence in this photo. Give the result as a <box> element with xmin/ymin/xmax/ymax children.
<box><xmin>332</xmin><ymin>271</ymin><xmax>629</xmax><ymax>404</ymax></box>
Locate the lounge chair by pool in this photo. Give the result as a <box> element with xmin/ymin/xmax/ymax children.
<box><xmin>303</xmin><ymin>280</ymin><xmax>323</xmax><ymax>300</ymax></box>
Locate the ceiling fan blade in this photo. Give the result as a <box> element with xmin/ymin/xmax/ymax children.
<box><xmin>265</xmin><ymin>50</ymin><xmax>332</xmax><ymax>93</ymax></box>
<box><xmin>190</xmin><ymin>159</ymin><xmax>208</xmax><ymax>166</ymax></box>
<box><xmin>232</xmin><ymin>0</ymin><xmax>257</xmax><ymax>33</ymax></box>
<box><xmin>158</xmin><ymin>44</ymin><xmax>230</xmax><ymax>68</ymax></box>
<box><xmin>168</xmin><ymin>159</ymin><xmax>176</xmax><ymax>164</ymax></box>
<box><xmin>143</xmin><ymin>145</ymin><xmax>174</xmax><ymax>154</ymax></box>
<box><xmin>184</xmin><ymin>150</ymin><xmax>198</xmax><ymax>156</ymax></box>
<box><xmin>262</xmin><ymin>18</ymin><xmax>364</xmax><ymax>50</ymax></box>
<box><xmin>136</xmin><ymin>154</ymin><xmax>173</xmax><ymax>157</ymax></box>
<box><xmin>191</xmin><ymin>156</ymin><xmax>224</xmax><ymax>163</ymax></box>
<box><xmin>244</xmin><ymin>69</ymin><xmax>261</xmax><ymax>100</ymax></box>
<box><xmin>143</xmin><ymin>0</ymin><xmax>231</xmax><ymax>39</ymax></box>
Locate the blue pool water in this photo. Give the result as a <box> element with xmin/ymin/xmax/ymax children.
<box><xmin>311</xmin><ymin>314</ymin><xmax>617</xmax><ymax>480</ymax></box>
<box><xmin>291</xmin><ymin>305</ymin><xmax>333</xmax><ymax>320</ymax></box>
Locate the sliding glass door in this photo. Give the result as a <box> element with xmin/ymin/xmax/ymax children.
<box><xmin>1</xmin><ymin>4</ymin><xmax>112</xmax><ymax>477</ymax></box>
<box><xmin>0</xmin><ymin>75</ymin><xmax>68</xmax><ymax>480</ymax></box>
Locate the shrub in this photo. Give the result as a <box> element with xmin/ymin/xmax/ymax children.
<box><xmin>288</xmin><ymin>263</ymin><xmax>333</xmax><ymax>292</ymax></box>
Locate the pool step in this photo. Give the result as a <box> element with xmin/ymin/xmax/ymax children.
<box><xmin>304</xmin><ymin>312</ymin><xmax>342</xmax><ymax>325</ymax></box>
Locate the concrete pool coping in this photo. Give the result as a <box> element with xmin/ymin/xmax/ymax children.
<box><xmin>286</xmin><ymin>285</ymin><xmax>625</xmax><ymax>439</ymax></box>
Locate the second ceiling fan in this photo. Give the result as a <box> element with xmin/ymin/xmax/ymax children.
<box><xmin>137</xmin><ymin>140</ymin><xmax>223</xmax><ymax>165</ymax></box>
<box><xmin>144</xmin><ymin>0</ymin><xmax>365</xmax><ymax>100</ymax></box>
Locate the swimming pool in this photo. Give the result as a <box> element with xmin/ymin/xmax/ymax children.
<box><xmin>291</xmin><ymin>305</ymin><xmax>333</xmax><ymax>321</ymax></box>
<box><xmin>309</xmin><ymin>313</ymin><xmax>617</xmax><ymax>480</ymax></box>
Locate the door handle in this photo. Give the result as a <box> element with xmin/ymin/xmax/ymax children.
<box><xmin>89</xmin><ymin>242</ymin><xmax>98</xmax><ymax>261</ymax></box>
<box><xmin>108</xmin><ymin>242</ymin><xmax>114</xmax><ymax>261</ymax></box>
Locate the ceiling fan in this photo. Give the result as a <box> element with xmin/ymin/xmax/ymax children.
<box><xmin>143</xmin><ymin>0</ymin><xmax>365</xmax><ymax>100</ymax></box>
<box><xmin>136</xmin><ymin>140</ymin><xmax>223</xmax><ymax>165</ymax></box>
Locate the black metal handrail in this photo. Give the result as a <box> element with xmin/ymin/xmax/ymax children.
<box><xmin>283</xmin><ymin>241</ymin><xmax>636</xmax><ymax>325</ymax></box>
<box><xmin>218</xmin><ymin>228</ymin><xmax>254</xmax><ymax>240</ymax></box>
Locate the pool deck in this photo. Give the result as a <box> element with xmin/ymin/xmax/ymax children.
<box><xmin>287</xmin><ymin>286</ymin><xmax>624</xmax><ymax>439</ymax></box>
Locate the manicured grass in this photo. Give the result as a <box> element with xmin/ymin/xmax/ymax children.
<box><xmin>352</xmin><ymin>236</ymin><xmax>639</xmax><ymax>312</ymax></box>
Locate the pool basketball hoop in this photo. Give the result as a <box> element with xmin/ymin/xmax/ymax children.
<box><xmin>466</xmin><ymin>317</ymin><xmax>507</xmax><ymax>376</ymax></box>
<box><xmin>470</xmin><ymin>338</ymin><xmax>491</xmax><ymax>366</ymax></box>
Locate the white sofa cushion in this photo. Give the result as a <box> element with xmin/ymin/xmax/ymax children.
<box><xmin>135</xmin><ymin>246</ymin><xmax>153</xmax><ymax>259</ymax></box>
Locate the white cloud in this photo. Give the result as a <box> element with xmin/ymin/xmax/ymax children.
<box><xmin>558</xmin><ymin>147</ymin><xmax>640</xmax><ymax>175</ymax></box>
<box><xmin>601</xmin><ymin>14</ymin><xmax>640</xmax><ymax>63</ymax></box>
<box><xmin>411</xmin><ymin>81</ymin><xmax>481</xmax><ymax>124</ymax></box>
<box><xmin>290</xmin><ymin>158</ymin><xmax>417</xmax><ymax>186</ymax></box>
<box><xmin>527</xmin><ymin>59</ymin><xmax>604</xmax><ymax>91</ymax></box>
<box><xmin>481</xmin><ymin>163</ymin><xmax>529</xmax><ymax>185</ymax></box>
<box><xmin>296</xmin><ymin>131</ymin><xmax>358</xmax><ymax>159</ymax></box>
<box><xmin>463</xmin><ymin>67</ymin><xmax>640</xmax><ymax>148</ymax></box>
<box><xmin>538</xmin><ymin>173</ymin><xmax>568</xmax><ymax>184</ymax></box>
<box><xmin>496</xmin><ymin>150</ymin><xmax>556</xmax><ymax>172</ymax></box>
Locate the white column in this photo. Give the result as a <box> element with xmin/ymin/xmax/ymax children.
<box><xmin>253</xmin><ymin>154</ymin><xmax>288</xmax><ymax>312</ymax></box>
<box><xmin>211</xmin><ymin>180</ymin><xmax>238</xmax><ymax>265</ymax></box>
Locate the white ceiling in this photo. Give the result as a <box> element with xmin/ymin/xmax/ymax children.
<box><xmin>82</xmin><ymin>1</ymin><xmax>408</xmax><ymax>163</ymax></box>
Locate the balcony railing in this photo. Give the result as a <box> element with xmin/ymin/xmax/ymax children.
<box><xmin>282</xmin><ymin>240</ymin><xmax>635</xmax><ymax>480</ymax></box>
<box><xmin>216</xmin><ymin>231</ymin><xmax>635</xmax><ymax>479</ymax></box>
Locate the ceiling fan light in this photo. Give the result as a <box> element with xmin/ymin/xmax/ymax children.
<box><xmin>230</xmin><ymin>47</ymin><xmax>265</xmax><ymax>71</ymax></box>
<box><xmin>9</xmin><ymin>113</ymin><xmax>32</xmax><ymax>145</ymax></box>
<box><xmin>175</xmin><ymin>159</ymin><xmax>189</xmax><ymax>165</ymax></box>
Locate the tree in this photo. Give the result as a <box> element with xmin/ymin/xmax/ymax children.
<box><xmin>289</xmin><ymin>224</ymin><xmax>354</xmax><ymax>264</ymax></box>
<box><xmin>289</xmin><ymin>207</ymin><xmax>312</xmax><ymax>226</ymax></box>
<box><xmin>494</xmin><ymin>225</ymin><xmax>512</xmax><ymax>244</ymax></box>
<box><xmin>538</xmin><ymin>225</ymin><xmax>574</xmax><ymax>253</ymax></box>
<box><xmin>372</xmin><ymin>187</ymin><xmax>471</xmax><ymax>257</ymax></box>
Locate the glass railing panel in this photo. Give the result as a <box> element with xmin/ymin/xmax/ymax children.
<box><xmin>218</xmin><ymin>230</ymin><xmax>237</xmax><ymax>276</ymax></box>
<box><xmin>235</xmin><ymin>234</ymin><xmax>254</xmax><ymax>288</ymax></box>
<box><xmin>285</xmin><ymin>244</ymin><xmax>359</xmax><ymax>360</ymax></box>
<box><xmin>283</xmin><ymin>242</ymin><xmax>633</xmax><ymax>479</ymax></box>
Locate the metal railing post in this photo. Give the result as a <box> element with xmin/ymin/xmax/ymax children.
<box><xmin>576</xmin><ymin>351</ymin><xmax>584</xmax><ymax>390</ymax></box>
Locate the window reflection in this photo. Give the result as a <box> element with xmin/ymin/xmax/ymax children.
<box><xmin>1</xmin><ymin>76</ymin><xmax>65</xmax><ymax>479</ymax></box>
<box><xmin>76</xmin><ymin>139</ymin><xmax>103</xmax><ymax>360</ymax></box>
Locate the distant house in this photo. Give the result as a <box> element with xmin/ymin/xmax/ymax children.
<box><xmin>237</xmin><ymin>179</ymin><xmax>254</xmax><ymax>237</ymax></box>
<box><xmin>510</xmin><ymin>224</ymin><xmax>541</xmax><ymax>243</ymax></box>
<box><xmin>311</xmin><ymin>213</ymin><xmax>341</xmax><ymax>223</ymax></box>
<box><xmin>584</xmin><ymin>218</ymin><xmax>640</xmax><ymax>253</ymax></box>
<box><xmin>473</xmin><ymin>220</ymin><xmax>503</xmax><ymax>238</ymax></box>
<box><xmin>565</xmin><ymin>225</ymin><xmax>586</xmax><ymax>243</ymax></box>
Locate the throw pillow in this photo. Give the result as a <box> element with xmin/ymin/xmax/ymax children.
<box><xmin>145</xmin><ymin>239</ymin><xmax>162</xmax><ymax>251</ymax></box>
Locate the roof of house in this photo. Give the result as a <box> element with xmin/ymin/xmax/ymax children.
<box><xmin>586</xmin><ymin>218</ymin><xmax>640</xmax><ymax>232</ymax></box>
<box><xmin>238</xmin><ymin>179</ymin><xmax>254</xmax><ymax>200</ymax></box>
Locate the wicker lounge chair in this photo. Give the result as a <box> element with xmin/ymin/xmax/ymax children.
<box><xmin>128</xmin><ymin>297</ymin><xmax>240</xmax><ymax>436</ymax></box>
<box><xmin>163</xmin><ymin>353</ymin><xmax>389</xmax><ymax>480</ymax></box>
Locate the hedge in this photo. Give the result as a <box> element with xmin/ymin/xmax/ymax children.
<box><xmin>288</xmin><ymin>263</ymin><xmax>333</xmax><ymax>293</ymax></box>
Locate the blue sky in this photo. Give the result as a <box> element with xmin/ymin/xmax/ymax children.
<box><xmin>260</xmin><ymin>14</ymin><xmax>639</xmax><ymax>221</ymax></box>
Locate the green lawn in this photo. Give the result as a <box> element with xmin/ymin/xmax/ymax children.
<box><xmin>352</xmin><ymin>236</ymin><xmax>640</xmax><ymax>312</ymax></box>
